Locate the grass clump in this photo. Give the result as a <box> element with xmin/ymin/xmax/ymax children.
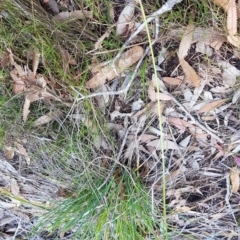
<box><xmin>33</xmin><ymin>171</ymin><xmax>162</xmax><ymax>240</ymax></box>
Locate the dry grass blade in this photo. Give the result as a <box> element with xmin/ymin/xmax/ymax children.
<box><xmin>227</xmin><ymin>0</ymin><xmax>237</xmax><ymax>36</ymax></box>
<box><xmin>197</xmin><ymin>99</ymin><xmax>227</xmax><ymax>113</ymax></box>
<box><xmin>230</xmin><ymin>167</ymin><xmax>239</xmax><ymax>193</ymax></box>
<box><xmin>178</xmin><ymin>24</ymin><xmax>195</xmax><ymax>60</ymax></box>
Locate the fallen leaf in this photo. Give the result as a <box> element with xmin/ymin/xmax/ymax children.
<box><xmin>148</xmin><ymin>81</ymin><xmax>172</xmax><ymax>101</ymax></box>
<box><xmin>94</xmin><ymin>29</ymin><xmax>111</xmax><ymax>50</ymax></box>
<box><xmin>86</xmin><ymin>46</ymin><xmax>143</xmax><ymax>88</ymax></box>
<box><xmin>232</xmin><ymin>88</ymin><xmax>240</xmax><ymax>103</ymax></box>
<box><xmin>116</xmin><ymin>2</ymin><xmax>136</xmax><ymax>36</ymax></box>
<box><xmin>1</xmin><ymin>51</ymin><xmax>10</xmax><ymax>69</ymax></box>
<box><xmin>211</xmin><ymin>0</ymin><xmax>229</xmax><ymax>11</ymax></box>
<box><xmin>33</xmin><ymin>111</ymin><xmax>62</xmax><ymax>127</ymax></box>
<box><xmin>16</xmin><ymin>143</ymin><xmax>30</xmax><ymax>165</ymax></box>
<box><xmin>147</xmin><ymin>139</ymin><xmax>179</xmax><ymax>150</ymax></box>
<box><xmin>230</xmin><ymin>167</ymin><xmax>239</xmax><ymax>193</ymax></box>
<box><xmin>3</xmin><ymin>147</ymin><xmax>14</xmax><ymax>160</ymax></box>
<box><xmin>227</xmin><ymin>0</ymin><xmax>237</xmax><ymax>36</ymax></box>
<box><xmin>178</xmin><ymin>24</ymin><xmax>195</xmax><ymax>60</ymax></box>
<box><xmin>57</xmin><ymin>46</ymin><xmax>77</xmax><ymax>73</ymax></box>
<box><xmin>23</xmin><ymin>97</ymin><xmax>31</xmax><ymax>122</ymax></box>
<box><xmin>227</xmin><ymin>35</ymin><xmax>240</xmax><ymax>48</ymax></box>
<box><xmin>168</xmin><ymin>117</ymin><xmax>196</xmax><ymax>133</ymax></box>
<box><xmin>197</xmin><ymin>99</ymin><xmax>227</xmax><ymax>114</ymax></box>
<box><xmin>54</xmin><ymin>10</ymin><xmax>93</xmax><ymax>22</ymax></box>
<box><xmin>32</xmin><ymin>49</ymin><xmax>40</xmax><ymax>77</ymax></box>
<box><xmin>180</xmin><ymin>59</ymin><xmax>200</xmax><ymax>87</ymax></box>
<box><xmin>162</xmin><ymin>77</ymin><xmax>182</xmax><ymax>86</ymax></box>
<box><xmin>10</xmin><ymin>179</ymin><xmax>19</xmax><ymax>196</ymax></box>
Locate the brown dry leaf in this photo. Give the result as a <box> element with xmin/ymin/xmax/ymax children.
<box><xmin>230</xmin><ymin>167</ymin><xmax>239</xmax><ymax>193</ymax></box>
<box><xmin>3</xmin><ymin>146</ymin><xmax>14</xmax><ymax>160</ymax></box>
<box><xmin>16</xmin><ymin>143</ymin><xmax>30</xmax><ymax>165</ymax></box>
<box><xmin>162</xmin><ymin>77</ymin><xmax>182</xmax><ymax>86</ymax></box>
<box><xmin>147</xmin><ymin>139</ymin><xmax>179</xmax><ymax>150</ymax></box>
<box><xmin>10</xmin><ymin>179</ymin><xmax>19</xmax><ymax>196</ymax></box>
<box><xmin>180</xmin><ymin>59</ymin><xmax>200</xmax><ymax>87</ymax></box>
<box><xmin>211</xmin><ymin>0</ymin><xmax>229</xmax><ymax>11</ymax></box>
<box><xmin>86</xmin><ymin>46</ymin><xmax>143</xmax><ymax>88</ymax></box>
<box><xmin>178</xmin><ymin>24</ymin><xmax>195</xmax><ymax>60</ymax></box>
<box><xmin>1</xmin><ymin>51</ymin><xmax>10</xmax><ymax>69</ymax></box>
<box><xmin>116</xmin><ymin>2</ymin><xmax>136</xmax><ymax>36</ymax></box>
<box><xmin>197</xmin><ymin>99</ymin><xmax>227</xmax><ymax>114</ymax></box>
<box><xmin>94</xmin><ymin>29</ymin><xmax>111</xmax><ymax>50</ymax></box>
<box><xmin>148</xmin><ymin>81</ymin><xmax>172</xmax><ymax>101</ymax></box>
<box><xmin>227</xmin><ymin>35</ymin><xmax>240</xmax><ymax>48</ymax></box>
<box><xmin>23</xmin><ymin>97</ymin><xmax>31</xmax><ymax>122</ymax></box>
<box><xmin>227</xmin><ymin>0</ymin><xmax>237</xmax><ymax>36</ymax></box>
<box><xmin>168</xmin><ymin>117</ymin><xmax>196</xmax><ymax>132</ymax></box>
<box><xmin>33</xmin><ymin>111</ymin><xmax>63</xmax><ymax>127</ymax></box>
<box><xmin>54</xmin><ymin>10</ymin><xmax>93</xmax><ymax>22</ymax></box>
<box><xmin>57</xmin><ymin>46</ymin><xmax>77</xmax><ymax>73</ymax></box>
<box><xmin>32</xmin><ymin>49</ymin><xmax>40</xmax><ymax>77</ymax></box>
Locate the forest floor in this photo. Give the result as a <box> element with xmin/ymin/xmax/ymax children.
<box><xmin>0</xmin><ymin>0</ymin><xmax>240</xmax><ymax>239</ymax></box>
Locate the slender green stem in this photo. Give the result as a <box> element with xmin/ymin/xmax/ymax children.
<box><xmin>138</xmin><ymin>1</ymin><xmax>168</xmax><ymax>238</ymax></box>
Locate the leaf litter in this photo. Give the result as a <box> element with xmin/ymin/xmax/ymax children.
<box><xmin>1</xmin><ymin>0</ymin><xmax>240</xmax><ymax>239</ymax></box>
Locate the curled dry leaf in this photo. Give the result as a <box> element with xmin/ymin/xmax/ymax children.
<box><xmin>230</xmin><ymin>167</ymin><xmax>239</xmax><ymax>193</ymax></box>
<box><xmin>227</xmin><ymin>0</ymin><xmax>237</xmax><ymax>36</ymax></box>
<box><xmin>54</xmin><ymin>10</ymin><xmax>93</xmax><ymax>22</ymax></box>
<box><xmin>197</xmin><ymin>99</ymin><xmax>227</xmax><ymax>114</ymax></box>
<box><xmin>180</xmin><ymin>59</ymin><xmax>200</xmax><ymax>87</ymax></box>
<box><xmin>86</xmin><ymin>46</ymin><xmax>143</xmax><ymax>88</ymax></box>
<box><xmin>178</xmin><ymin>24</ymin><xmax>195</xmax><ymax>60</ymax></box>
<box><xmin>32</xmin><ymin>49</ymin><xmax>40</xmax><ymax>77</ymax></box>
<box><xmin>116</xmin><ymin>2</ymin><xmax>136</xmax><ymax>36</ymax></box>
